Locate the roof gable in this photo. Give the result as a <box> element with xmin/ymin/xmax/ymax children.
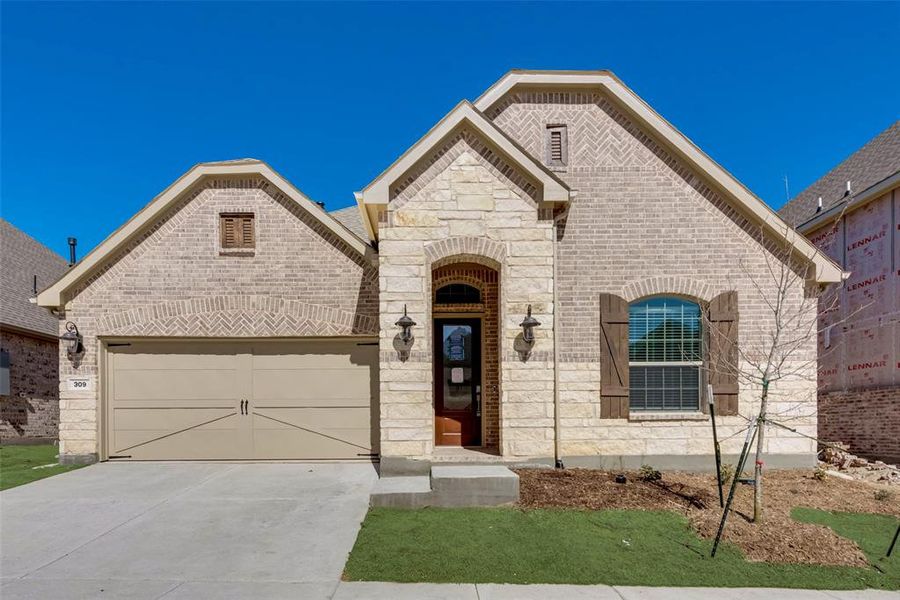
<box><xmin>475</xmin><ymin>70</ymin><xmax>845</xmax><ymax>284</ymax></box>
<box><xmin>779</xmin><ymin>120</ymin><xmax>900</xmax><ymax>229</ymax></box>
<box><xmin>37</xmin><ymin>160</ymin><xmax>373</xmax><ymax>308</ymax></box>
<box><xmin>357</xmin><ymin>101</ymin><xmax>570</xmax><ymax>239</ymax></box>
<box><xmin>0</xmin><ymin>219</ymin><xmax>68</xmax><ymax>336</ymax></box>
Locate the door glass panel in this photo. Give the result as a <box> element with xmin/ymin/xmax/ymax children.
<box><xmin>442</xmin><ymin>324</ymin><xmax>473</xmax><ymax>411</ymax></box>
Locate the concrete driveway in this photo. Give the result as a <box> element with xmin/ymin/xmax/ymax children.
<box><xmin>0</xmin><ymin>462</ymin><xmax>377</xmax><ymax>599</ymax></box>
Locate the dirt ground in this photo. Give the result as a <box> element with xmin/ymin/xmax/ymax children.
<box><xmin>515</xmin><ymin>468</ymin><xmax>899</xmax><ymax>567</ymax></box>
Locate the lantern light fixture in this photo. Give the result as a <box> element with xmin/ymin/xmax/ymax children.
<box><xmin>59</xmin><ymin>321</ymin><xmax>84</xmax><ymax>357</ymax></box>
<box><xmin>395</xmin><ymin>304</ymin><xmax>416</xmax><ymax>343</ymax></box>
<box><xmin>519</xmin><ymin>305</ymin><xmax>541</xmax><ymax>344</ymax></box>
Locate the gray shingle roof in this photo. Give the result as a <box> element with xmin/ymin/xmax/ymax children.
<box><xmin>0</xmin><ymin>219</ymin><xmax>68</xmax><ymax>337</ymax></box>
<box><xmin>330</xmin><ymin>205</ymin><xmax>368</xmax><ymax>240</ymax></box>
<box><xmin>779</xmin><ymin>121</ymin><xmax>900</xmax><ymax>227</ymax></box>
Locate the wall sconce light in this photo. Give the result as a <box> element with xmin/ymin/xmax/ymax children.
<box><xmin>59</xmin><ymin>321</ymin><xmax>84</xmax><ymax>357</ymax></box>
<box><xmin>395</xmin><ymin>305</ymin><xmax>416</xmax><ymax>343</ymax></box>
<box><xmin>520</xmin><ymin>305</ymin><xmax>541</xmax><ymax>344</ymax></box>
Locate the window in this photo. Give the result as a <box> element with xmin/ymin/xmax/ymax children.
<box><xmin>545</xmin><ymin>124</ymin><xmax>567</xmax><ymax>167</ymax></box>
<box><xmin>220</xmin><ymin>213</ymin><xmax>254</xmax><ymax>250</ymax></box>
<box><xmin>628</xmin><ymin>297</ymin><xmax>702</xmax><ymax>411</ymax></box>
<box><xmin>0</xmin><ymin>349</ymin><xmax>9</xmax><ymax>396</ymax></box>
<box><xmin>435</xmin><ymin>283</ymin><xmax>481</xmax><ymax>304</ymax></box>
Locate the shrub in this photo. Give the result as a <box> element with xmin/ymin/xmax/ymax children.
<box><xmin>639</xmin><ymin>464</ymin><xmax>662</xmax><ymax>482</ymax></box>
<box><xmin>874</xmin><ymin>489</ymin><xmax>893</xmax><ymax>502</ymax></box>
<box><xmin>719</xmin><ymin>463</ymin><xmax>735</xmax><ymax>485</ymax></box>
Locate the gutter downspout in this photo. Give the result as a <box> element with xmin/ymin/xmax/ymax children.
<box><xmin>553</xmin><ymin>206</ymin><xmax>568</xmax><ymax>469</ymax></box>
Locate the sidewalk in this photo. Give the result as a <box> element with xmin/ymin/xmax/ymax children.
<box><xmin>332</xmin><ymin>582</ymin><xmax>899</xmax><ymax>600</ymax></box>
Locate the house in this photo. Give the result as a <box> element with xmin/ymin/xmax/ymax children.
<box><xmin>1</xmin><ymin>219</ymin><xmax>69</xmax><ymax>443</ymax></box>
<box><xmin>779</xmin><ymin>121</ymin><xmax>900</xmax><ymax>465</ymax></box>
<box><xmin>36</xmin><ymin>71</ymin><xmax>843</xmax><ymax>472</ymax></box>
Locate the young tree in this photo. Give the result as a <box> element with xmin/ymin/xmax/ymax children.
<box><xmin>708</xmin><ymin>220</ymin><xmax>847</xmax><ymax>523</ymax></box>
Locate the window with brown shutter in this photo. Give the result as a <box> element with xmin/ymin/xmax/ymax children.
<box><xmin>628</xmin><ymin>297</ymin><xmax>703</xmax><ymax>412</ymax></box>
<box><xmin>545</xmin><ymin>124</ymin><xmax>567</xmax><ymax>167</ymax></box>
<box><xmin>220</xmin><ymin>213</ymin><xmax>255</xmax><ymax>250</ymax></box>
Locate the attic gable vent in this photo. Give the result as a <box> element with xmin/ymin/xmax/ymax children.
<box><xmin>220</xmin><ymin>213</ymin><xmax>255</xmax><ymax>250</ymax></box>
<box><xmin>545</xmin><ymin>124</ymin><xmax>567</xmax><ymax>167</ymax></box>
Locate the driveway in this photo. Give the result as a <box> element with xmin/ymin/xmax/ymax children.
<box><xmin>0</xmin><ymin>462</ymin><xmax>377</xmax><ymax>599</ymax></box>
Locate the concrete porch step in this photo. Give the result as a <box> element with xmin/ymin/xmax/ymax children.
<box><xmin>430</xmin><ymin>465</ymin><xmax>519</xmax><ymax>507</ymax></box>
<box><xmin>370</xmin><ymin>476</ymin><xmax>432</xmax><ymax>508</ymax></box>
<box><xmin>369</xmin><ymin>465</ymin><xmax>519</xmax><ymax>508</ymax></box>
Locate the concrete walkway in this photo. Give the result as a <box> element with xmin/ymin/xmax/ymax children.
<box><xmin>331</xmin><ymin>583</ymin><xmax>898</xmax><ymax>599</ymax></box>
<box><xmin>0</xmin><ymin>461</ymin><xmax>377</xmax><ymax>599</ymax></box>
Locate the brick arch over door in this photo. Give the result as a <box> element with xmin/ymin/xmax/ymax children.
<box><xmin>425</xmin><ymin>237</ymin><xmax>506</xmax><ymax>270</ymax></box>
<box><xmin>621</xmin><ymin>277</ymin><xmax>716</xmax><ymax>304</ymax></box>
<box><xmin>97</xmin><ymin>295</ymin><xmax>378</xmax><ymax>337</ymax></box>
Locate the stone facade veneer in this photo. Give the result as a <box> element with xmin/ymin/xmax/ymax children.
<box><xmin>379</xmin><ymin>135</ymin><xmax>556</xmax><ymax>463</ymax></box>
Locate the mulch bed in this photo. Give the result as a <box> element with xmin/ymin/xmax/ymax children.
<box><xmin>515</xmin><ymin>468</ymin><xmax>899</xmax><ymax>567</ymax></box>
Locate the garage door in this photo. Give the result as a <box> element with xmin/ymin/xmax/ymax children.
<box><xmin>105</xmin><ymin>339</ymin><xmax>378</xmax><ymax>460</ymax></box>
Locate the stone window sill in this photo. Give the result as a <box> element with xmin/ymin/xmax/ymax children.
<box><xmin>219</xmin><ymin>250</ymin><xmax>255</xmax><ymax>257</ymax></box>
<box><xmin>629</xmin><ymin>411</ymin><xmax>708</xmax><ymax>422</ymax></box>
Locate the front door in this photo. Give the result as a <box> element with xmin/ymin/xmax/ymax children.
<box><xmin>434</xmin><ymin>319</ymin><xmax>482</xmax><ymax>446</ymax></box>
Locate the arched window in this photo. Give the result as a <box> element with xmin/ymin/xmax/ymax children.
<box><xmin>435</xmin><ymin>283</ymin><xmax>481</xmax><ymax>304</ymax></box>
<box><xmin>628</xmin><ymin>297</ymin><xmax>702</xmax><ymax>412</ymax></box>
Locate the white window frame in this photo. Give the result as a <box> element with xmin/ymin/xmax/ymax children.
<box><xmin>628</xmin><ymin>297</ymin><xmax>704</xmax><ymax>413</ymax></box>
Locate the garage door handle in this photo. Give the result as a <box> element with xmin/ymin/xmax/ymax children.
<box><xmin>240</xmin><ymin>399</ymin><xmax>248</xmax><ymax>415</ymax></box>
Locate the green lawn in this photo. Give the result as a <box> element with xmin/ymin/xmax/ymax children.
<box><xmin>793</xmin><ymin>508</ymin><xmax>899</xmax><ymax>574</ymax></box>
<box><xmin>0</xmin><ymin>444</ymin><xmax>86</xmax><ymax>491</ymax></box>
<box><xmin>345</xmin><ymin>507</ymin><xmax>899</xmax><ymax>589</ymax></box>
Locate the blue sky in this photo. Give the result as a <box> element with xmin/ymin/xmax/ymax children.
<box><xmin>2</xmin><ymin>2</ymin><xmax>898</xmax><ymax>258</ymax></box>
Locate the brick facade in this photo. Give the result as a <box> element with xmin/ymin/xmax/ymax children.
<box><xmin>819</xmin><ymin>386</ymin><xmax>900</xmax><ymax>464</ymax></box>
<box><xmin>57</xmin><ymin>176</ymin><xmax>378</xmax><ymax>461</ymax></box>
<box><xmin>485</xmin><ymin>89</ymin><xmax>818</xmax><ymax>463</ymax></box>
<box><xmin>0</xmin><ymin>329</ymin><xmax>59</xmax><ymax>442</ymax></box>
<box><xmin>51</xmin><ymin>74</ymin><xmax>828</xmax><ymax>469</ymax></box>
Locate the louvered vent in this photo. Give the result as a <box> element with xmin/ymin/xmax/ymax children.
<box><xmin>550</xmin><ymin>130</ymin><xmax>562</xmax><ymax>162</ymax></box>
<box><xmin>545</xmin><ymin>124</ymin><xmax>567</xmax><ymax>167</ymax></box>
<box><xmin>220</xmin><ymin>213</ymin><xmax>255</xmax><ymax>249</ymax></box>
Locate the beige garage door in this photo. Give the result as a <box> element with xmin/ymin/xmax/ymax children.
<box><xmin>105</xmin><ymin>339</ymin><xmax>378</xmax><ymax>460</ymax></box>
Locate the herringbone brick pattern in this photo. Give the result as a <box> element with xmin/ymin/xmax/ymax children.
<box><xmin>58</xmin><ymin>177</ymin><xmax>378</xmax><ymax>458</ymax></box>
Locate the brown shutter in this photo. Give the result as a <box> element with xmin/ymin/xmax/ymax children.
<box><xmin>599</xmin><ymin>293</ymin><xmax>630</xmax><ymax>419</ymax></box>
<box><xmin>708</xmin><ymin>291</ymin><xmax>739</xmax><ymax>415</ymax></box>
<box><xmin>221</xmin><ymin>216</ymin><xmax>237</xmax><ymax>248</ymax></box>
<box><xmin>240</xmin><ymin>216</ymin><xmax>255</xmax><ymax>248</ymax></box>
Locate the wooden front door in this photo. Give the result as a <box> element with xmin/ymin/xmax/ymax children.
<box><xmin>434</xmin><ymin>318</ymin><xmax>482</xmax><ymax>446</ymax></box>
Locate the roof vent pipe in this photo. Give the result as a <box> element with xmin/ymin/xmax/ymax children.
<box><xmin>845</xmin><ymin>181</ymin><xmax>852</xmax><ymax>197</ymax></box>
<box><xmin>67</xmin><ymin>237</ymin><xmax>77</xmax><ymax>266</ymax></box>
<box><xmin>816</xmin><ymin>197</ymin><xmax>823</xmax><ymax>213</ymax></box>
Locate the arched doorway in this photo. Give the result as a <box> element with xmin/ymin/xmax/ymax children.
<box><xmin>431</xmin><ymin>261</ymin><xmax>500</xmax><ymax>450</ymax></box>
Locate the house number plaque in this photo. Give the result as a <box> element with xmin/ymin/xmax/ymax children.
<box><xmin>67</xmin><ymin>377</ymin><xmax>92</xmax><ymax>391</ymax></box>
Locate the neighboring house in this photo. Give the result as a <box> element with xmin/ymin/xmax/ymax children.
<box><xmin>37</xmin><ymin>71</ymin><xmax>843</xmax><ymax>472</ymax></box>
<box><xmin>1</xmin><ymin>219</ymin><xmax>69</xmax><ymax>443</ymax></box>
<box><xmin>779</xmin><ymin>121</ymin><xmax>900</xmax><ymax>464</ymax></box>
